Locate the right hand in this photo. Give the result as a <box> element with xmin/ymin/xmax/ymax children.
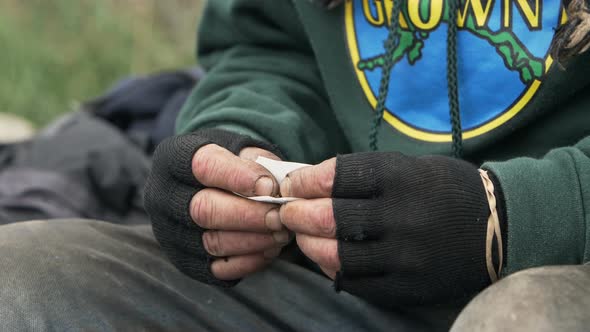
<box><xmin>144</xmin><ymin>129</ymin><xmax>290</xmax><ymax>286</ymax></box>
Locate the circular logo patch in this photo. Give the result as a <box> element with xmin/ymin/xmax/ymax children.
<box><xmin>346</xmin><ymin>0</ymin><xmax>566</xmax><ymax>141</ymax></box>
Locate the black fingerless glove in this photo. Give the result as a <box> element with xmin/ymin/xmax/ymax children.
<box><xmin>331</xmin><ymin>152</ymin><xmax>506</xmax><ymax>305</ymax></box>
<box><xmin>144</xmin><ymin>128</ymin><xmax>282</xmax><ymax>287</ymax></box>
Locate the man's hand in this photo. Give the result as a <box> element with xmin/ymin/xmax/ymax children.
<box><xmin>279</xmin><ymin>158</ymin><xmax>339</xmax><ymax>279</ymax></box>
<box><xmin>144</xmin><ymin>129</ymin><xmax>288</xmax><ymax>287</ymax></box>
<box><xmin>278</xmin><ymin>152</ymin><xmax>499</xmax><ymax>306</ymax></box>
<box><xmin>192</xmin><ymin>144</ymin><xmax>290</xmax><ymax>280</ymax></box>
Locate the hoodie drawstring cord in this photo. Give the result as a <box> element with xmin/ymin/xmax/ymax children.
<box><xmin>368</xmin><ymin>0</ymin><xmax>402</xmax><ymax>151</ymax></box>
<box><xmin>370</xmin><ymin>0</ymin><xmax>463</xmax><ymax>159</ymax></box>
<box><xmin>447</xmin><ymin>0</ymin><xmax>463</xmax><ymax>158</ymax></box>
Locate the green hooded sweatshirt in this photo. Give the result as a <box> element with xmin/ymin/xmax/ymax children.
<box><xmin>177</xmin><ymin>0</ymin><xmax>590</xmax><ymax>276</ymax></box>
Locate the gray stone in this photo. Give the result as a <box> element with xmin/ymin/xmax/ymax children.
<box><xmin>452</xmin><ymin>265</ymin><xmax>590</xmax><ymax>332</ymax></box>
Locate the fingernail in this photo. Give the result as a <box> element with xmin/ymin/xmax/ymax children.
<box><xmin>265</xmin><ymin>209</ymin><xmax>283</xmax><ymax>231</ymax></box>
<box><xmin>263</xmin><ymin>247</ymin><xmax>282</xmax><ymax>259</ymax></box>
<box><xmin>281</xmin><ymin>176</ymin><xmax>291</xmax><ymax>197</ymax></box>
<box><xmin>255</xmin><ymin>176</ymin><xmax>275</xmax><ymax>196</ymax></box>
<box><xmin>272</xmin><ymin>231</ymin><xmax>290</xmax><ymax>245</ymax></box>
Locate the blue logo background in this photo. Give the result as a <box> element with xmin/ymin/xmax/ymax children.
<box><xmin>351</xmin><ymin>0</ymin><xmax>561</xmax><ymax>133</ymax></box>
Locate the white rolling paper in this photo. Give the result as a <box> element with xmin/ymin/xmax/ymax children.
<box><xmin>244</xmin><ymin>156</ymin><xmax>311</xmax><ymax>204</ymax></box>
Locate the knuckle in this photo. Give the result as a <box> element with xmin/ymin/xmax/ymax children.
<box><xmin>241</xmin><ymin>161</ymin><xmax>269</xmax><ymax>192</ymax></box>
<box><xmin>279</xmin><ymin>203</ymin><xmax>291</xmax><ymax>218</ymax></box>
<box><xmin>204</xmin><ymin>232</ymin><xmax>224</xmax><ymax>256</ymax></box>
<box><xmin>318</xmin><ymin>175</ymin><xmax>334</xmax><ymax>196</ymax></box>
<box><xmin>317</xmin><ymin>163</ymin><xmax>335</xmax><ymax>195</ymax></box>
<box><xmin>289</xmin><ymin>172</ymin><xmax>304</xmax><ymax>196</ymax></box>
<box><xmin>317</xmin><ymin>206</ymin><xmax>336</xmax><ymax>236</ymax></box>
<box><xmin>239</xmin><ymin>147</ymin><xmax>278</xmax><ymax>161</ymax></box>
<box><xmin>192</xmin><ymin>144</ymin><xmax>222</xmax><ymax>182</ymax></box>
<box><xmin>226</xmin><ymin>168</ymin><xmax>250</xmax><ymax>193</ymax></box>
<box><xmin>326</xmin><ymin>244</ymin><xmax>340</xmax><ymax>268</ymax></box>
<box><xmin>234</xmin><ymin>204</ymin><xmax>253</xmax><ymax>227</ymax></box>
<box><xmin>319</xmin><ymin>178</ymin><xmax>334</xmax><ymax>195</ymax></box>
<box><xmin>238</xmin><ymin>147</ymin><xmax>257</xmax><ymax>158</ymax></box>
<box><xmin>280</xmin><ymin>203</ymin><xmax>296</xmax><ymax>225</ymax></box>
<box><xmin>291</xmin><ymin>169</ymin><xmax>308</xmax><ymax>192</ymax></box>
<box><xmin>191</xmin><ymin>190</ymin><xmax>215</xmax><ymax>229</ymax></box>
<box><xmin>259</xmin><ymin>149</ymin><xmax>280</xmax><ymax>160</ymax></box>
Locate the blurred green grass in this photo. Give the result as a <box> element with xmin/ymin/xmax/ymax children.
<box><xmin>0</xmin><ymin>0</ymin><xmax>205</xmax><ymax>127</ymax></box>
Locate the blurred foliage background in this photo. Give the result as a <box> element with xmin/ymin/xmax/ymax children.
<box><xmin>0</xmin><ymin>0</ymin><xmax>205</xmax><ymax>127</ymax></box>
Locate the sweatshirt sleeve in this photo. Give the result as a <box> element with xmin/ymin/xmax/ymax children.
<box><xmin>175</xmin><ymin>0</ymin><xmax>349</xmax><ymax>163</ymax></box>
<box><xmin>483</xmin><ymin>136</ymin><xmax>590</xmax><ymax>275</ymax></box>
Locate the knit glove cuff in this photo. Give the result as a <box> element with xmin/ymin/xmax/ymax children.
<box><xmin>144</xmin><ymin>128</ymin><xmax>282</xmax><ymax>287</ymax></box>
<box><xmin>332</xmin><ymin>152</ymin><xmax>506</xmax><ymax>305</ymax></box>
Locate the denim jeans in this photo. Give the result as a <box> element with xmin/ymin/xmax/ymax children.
<box><xmin>0</xmin><ymin>220</ymin><xmax>444</xmax><ymax>331</ymax></box>
<box><xmin>0</xmin><ymin>219</ymin><xmax>588</xmax><ymax>331</ymax></box>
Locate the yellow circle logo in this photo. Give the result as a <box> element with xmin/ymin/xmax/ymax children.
<box><xmin>346</xmin><ymin>0</ymin><xmax>566</xmax><ymax>142</ymax></box>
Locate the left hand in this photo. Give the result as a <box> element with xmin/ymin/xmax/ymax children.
<box><xmin>279</xmin><ymin>152</ymin><xmax>499</xmax><ymax>306</ymax></box>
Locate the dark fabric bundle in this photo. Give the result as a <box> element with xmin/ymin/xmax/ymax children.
<box><xmin>85</xmin><ymin>67</ymin><xmax>205</xmax><ymax>153</ymax></box>
<box><xmin>0</xmin><ymin>112</ymin><xmax>150</xmax><ymax>225</ymax></box>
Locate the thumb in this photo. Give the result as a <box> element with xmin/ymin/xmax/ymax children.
<box><xmin>281</xmin><ymin>158</ymin><xmax>336</xmax><ymax>198</ymax></box>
